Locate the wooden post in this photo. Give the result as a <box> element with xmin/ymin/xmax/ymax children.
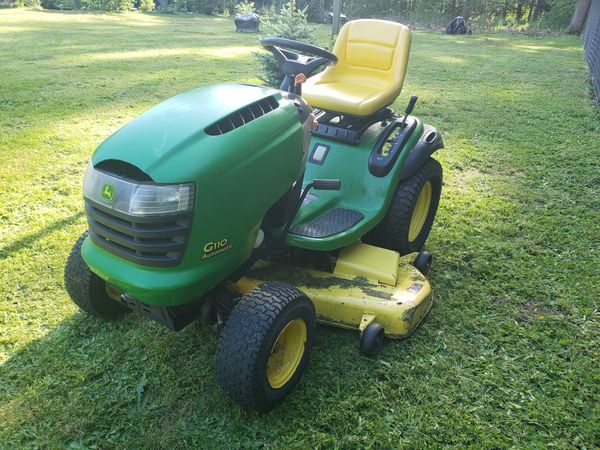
<box><xmin>332</xmin><ymin>0</ymin><xmax>342</xmax><ymax>36</ymax></box>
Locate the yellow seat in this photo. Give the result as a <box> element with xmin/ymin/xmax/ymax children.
<box><xmin>303</xmin><ymin>19</ymin><xmax>411</xmax><ymax>117</ymax></box>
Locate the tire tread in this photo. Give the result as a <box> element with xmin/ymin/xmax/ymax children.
<box><xmin>215</xmin><ymin>282</ymin><xmax>314</xmax><ymax>411</ymax></box>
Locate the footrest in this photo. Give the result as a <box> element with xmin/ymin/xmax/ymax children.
<box><xmin>289</xmin><ymin>208</ymin><xmax>364</xmax><ymax>238</ymax></box>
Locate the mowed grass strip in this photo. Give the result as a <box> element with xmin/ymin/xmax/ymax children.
<box><xmin>0</xmin><ymin>9</ymin><xmax>598</xmax><ymax>448</ymax></box>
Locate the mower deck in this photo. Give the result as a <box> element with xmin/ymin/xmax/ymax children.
<box><xmin>230</xmin><ymin>243</ymin><xmax>432</xmax><ymax>338</ymax></box>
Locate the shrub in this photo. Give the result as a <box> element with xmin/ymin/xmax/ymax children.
<box><xmin>138</xmin><ymin>0</ymin><xmax>153</xmax><ymax>11</ymax></box>
<box><xmin>80</xmin><ymin>0</ymin><xmax>132</xmax><ymax>11</ymax></box>
<box><xmin>533</xmin><ymin>0</ymin><xmax>578</xmax><ymax>30</ymax></box>
<box><xmin>256</xmin><ymin>1</ymin><xmax>318</xmax><ymax>88</ymax></box>
<box><xmin>235</xmin><ymin>0</ymin><xmax>255</xmax><ymax>14</ymax></box>
<box><xmin>15</xmin><ymin>0</ymin><xmax>41</xmax><ymax>6</ymax></box>
<box><xmin>174</xmin><ymin>0</ymin><xmax>232</xmax><ymax>14</ymax></box>
<box><xmin>41</xmin><ymin>0</ymin><xmax>79</xmax><ymax>8</ymax></box>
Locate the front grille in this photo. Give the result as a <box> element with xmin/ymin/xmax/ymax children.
<box><xmin>85</xmin><ymin>200</ymin><xmax>192</xmax><ymax>267</ymax></box>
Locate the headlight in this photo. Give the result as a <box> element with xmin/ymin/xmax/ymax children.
<box><xmin>83</xmin><ymin>163</ymin><xmax>195</xmax><ymax>216</ymax></box>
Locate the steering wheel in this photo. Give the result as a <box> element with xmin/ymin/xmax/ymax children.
<box><xmin>260</xmin><ymin>37</ymin><xmax>338</xmax><ymax>79</ymax></box>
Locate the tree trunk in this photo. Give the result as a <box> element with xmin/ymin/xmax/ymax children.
<box><xmin>460</xmin><ymin>0</ymin><xmax>471</xmax><ymax>20</ymax></box>
<box><xmin>516</xmin><ymin>2</ymin><xmax>523</xmax><ymax>21</ymax></box>
<box><xmin>531</xmin><ymin>0</ymin><xmax>545</xmax><ymax>22</ymax></box>
<box><xmin>527</xmin><ymin>0</ymin><xmax>534</xmax><ymax>21</ymax></box>
<box><xmin>445</xmin><ymin>0</ymin><xmax>458</xmax><ymax>18</ymax></box>
<box><xmin>502</xmin><ymin>0</ymin><xmax>509</xmax><ymax>18</ymax></box>
<box><xmin>567</xmin><ymin>0</ymin><xmax>591</xmax><ymax>34</ymax></box>
<box><xmin>331</xmin><ymin>0</ymin><xmax>342</xmax><ymax>35</ymax></box>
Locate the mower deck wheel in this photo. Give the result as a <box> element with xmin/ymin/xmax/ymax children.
<box><xmin>413</xmin><ymin>251</ymin><xmax>433</xmax><ymax>275</ymax></box>
<box><xmin>215</xmin><ymin>282</ymin><xmax>315</xmax><ymax>412</ymax></box>
<box><xmin>64</xmin><ymin>232</ymin><xmax>129</xmax><ymax>319</ymax></box>
<box><xmin>360</xmin><ymin>322</ymin><xmax>385</xmax><ymax>356</ymax></box>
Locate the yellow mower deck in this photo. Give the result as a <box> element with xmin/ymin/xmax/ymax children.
<box><xmin>230</xmin><ymin>243</ymin><xmax>432</xmax><ymax>339</ymax></box>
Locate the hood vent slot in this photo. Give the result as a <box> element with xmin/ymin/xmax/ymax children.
<box><xmin>95</xmin><ymin>159</ymin><xmax>153</xmax><ymax>182</ymax></box>
<box><xmin>205</xmin><ymin>96</ymin><xmax>279</xmax><ymax>136</ymax></box>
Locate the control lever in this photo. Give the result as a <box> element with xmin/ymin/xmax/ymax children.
<box><xmin>400</xmin><ymin>95</ymin><xmax>418</xmax><ymax>129</ymax></box>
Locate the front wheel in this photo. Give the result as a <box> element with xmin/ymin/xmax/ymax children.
<box><xmin>64</xmin><ymin>232</ymin><xmax>129</xmax><ymax>319</ymax></box>
<box><xmin>364</xmin><ymin>158</ymin><xmax>443</xmax><ymax>255</ymax></box>
<box><xmin>215</xmin><ymin>282</ymin><xmax>315</xmax><ymax>412</ymax></box>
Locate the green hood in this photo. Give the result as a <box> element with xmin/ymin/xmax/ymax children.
<box><xmin>92</xmin><ymin>83</ymin><xmax>285</xmax><ymax>181</ymax></box>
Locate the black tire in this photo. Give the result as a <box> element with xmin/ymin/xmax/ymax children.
<box><xmin>364</xmin><ymin>158</ymin><xmax>442</xmax><ymax>255</ymax></box>
<box><xmin>64</xmin><ymin>232</ymin><xmax>129</xmax><ymax>319</ymax></box>
<box><xmin>215</xmin><ymin>282</ymin><xmax>315</xmax><ymax>412</ymax></box>
<box><xmin>413</xmin><ymin>251</ymin><xmax>433</xmax><ymax>275</ymax></box>
<box><xmin>360</xmin><ymin>322</ymin><xmax>385</xmax><ymax>356</ymax></box>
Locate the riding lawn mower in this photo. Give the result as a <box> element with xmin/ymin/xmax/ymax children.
<box><xmin>65</xmin><ymin>19</ymin><xmax>445</xmax><ymax>411</ymax></box>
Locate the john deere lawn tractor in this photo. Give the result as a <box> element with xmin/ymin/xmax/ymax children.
<box><xmin>65</xmin><ymin>19</ymin><xmax>444</xmax><ymax>411</ymax></box>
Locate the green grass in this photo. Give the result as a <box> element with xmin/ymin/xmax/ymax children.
<box><xmin>1</xmin><ymin>8</ymin><xmax>599</xmax><ymax>448</ymax></box>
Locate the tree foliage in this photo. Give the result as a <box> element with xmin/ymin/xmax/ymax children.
<box><xmin>235</xmin><ymin>0</ymin><xmax>255</xmax><ymax>13</ymax></box>
<box><xmin>79</xmin><ymin>0</ymin><xmax>131</xmax><ymax>10</ymax></box>
<box><xmin>339</xmin><ymin>0</ymin><xmax>578</xmax><ymax>29</ymax></box>
<box><xmin>29</xmin><ymin>0</ymin><xmax>578</xmax><ymax>30</ymax></box>
<box><xmin>256</xmin><ymin>1</ymin><xmax>318</xmax><ymax>87</ymax></box>
<box><xmin>139</xmin><ymin>0</ymin><xmax>154</xmax><ymax>11</ymax></box>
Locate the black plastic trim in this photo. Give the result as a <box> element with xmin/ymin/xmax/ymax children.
<box><xmin>309</xmin><ymin>143</ymin><xmax>330</xmax><ymax>165</ymax></box>
<box><xmin>119</xmin><ymin>293</ymin><xmax>206</xmax><ymax>331</ymax></box>
<box><xmin>85</xmin><ymin>199</ymin><xmax>192</xmax><ymax>268</ymax></box>
<box><xmin>368</xmin><ymin>117</ymin><xmax>417</xmax><ymax>177</ymax></box>
<box><xmin>95</xmin><ymin>159</ymin><xmax>153</xmax><ymax>182</ymax></box>
<box><xmin>205</xmin><ymin>96</ymin><xmax>279</xmax><ymax>136</ymax></box>
<box><xmin>89</xmin><ymin>221</ymin><xmax>186</xmax><ymax>253</ymax></box>
<box><xmin>398</xmin><ymin>124</ymin><xmax>444</xmax><ymax>180</ymax></box>
<box><xmin>85</xmin><ymin>203</ymin><xmax>188</xmax><ymax>238</ymax></box>
<box><xmin>89</xmin><ymin>230</ymin><xmax>180</xmax><ymax>266</ymax></box>
<box><xmin>311</xmin><ymin>107</ymin><xmax>393</xmax><ymax>145</ymax></box>
<box><xmin>289</xmin><ymin>208</ymin><xmax>364</xmax><ymax>238</ymax></box>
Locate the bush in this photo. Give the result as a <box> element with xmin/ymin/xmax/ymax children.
<box><xmin>235</xmin><ymin>0</ymin><xmax>255</xmax><ymax>14</ymax></box>
<box><xmin>80</xmin><ymin>0</ymin><xmax>132</xmax><ymax>10</ymax></box>
<box><xmin>41</xmin><ymin>0</ymin><xmax>79</xmax><ymax>8</ymax></box>
<box><xmin>138</xmin><ymin>0</ymin><xmax>153</xmax><ymax>11</ymax></box>
<box><xmin>15</xmin><ymin>0</ymin><xmax>41</xmax><ymax>6</ymax></box>
<box><xmin>256</xmin><ymin>1</ymin><xmax>318</xmax><ymax>88</ymax></box>
<box><xmin>533</xmin><ymin>0</ymin><xmax>578</xmax><ymax>30</ymax></box>
<box><xmin>172</xmin><ymin>0</ymin><xmax>232</xmax><ymax>14</ymax></box>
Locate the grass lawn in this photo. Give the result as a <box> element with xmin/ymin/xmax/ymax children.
<box><xmin>1</xmin><ymin>8</ymin><xmax>599</xmax><ymax>448</ymax></box>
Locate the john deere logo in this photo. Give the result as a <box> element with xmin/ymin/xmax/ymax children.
<box><xmin>101</xmin><ymin>183</ymin><xmax>115</xmax><ymax>202</ymax></box>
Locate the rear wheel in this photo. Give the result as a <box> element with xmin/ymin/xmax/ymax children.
<box><xmin>64</xmin><ymin>232</ymin><xmax>129</xmax><ymax>319</ymax></box>
<box><xmin>364</xmin><ymin>158</ymin><xmax>442</xmax><ymax>255</ymax></box>
<box><xmin>215</xmin><ymin>282</ymin><xmax>315</xmax><ymax>412</ymax></box>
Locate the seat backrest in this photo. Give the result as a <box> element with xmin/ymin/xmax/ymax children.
<box><xmin>320</xmin><ymin>19</ymin><xmax>411</xmax><ymax>92</ymax></box>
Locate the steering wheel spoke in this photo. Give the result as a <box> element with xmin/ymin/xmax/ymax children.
<box><xmin>264</xmin><ymin>45</ymin><xmax>288</xmax><ymax>66</ymax></box>
<box><xmin>260</xmin><ymin>37</ymin><xmax>337</xmax><ymax>79</ymax></box>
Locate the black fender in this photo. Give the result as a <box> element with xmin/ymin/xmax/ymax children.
<box><xmin>398</xmin><ymin>124</ymin><xmax>444</xmax><ymax>180</ymax></box>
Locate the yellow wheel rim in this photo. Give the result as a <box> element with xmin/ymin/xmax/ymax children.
<box><xmin>408</xmin><ymin>181</ymin><xmax>432</xmax><ymax>242</ymax></box>
<box><xmin>267</xmin><ymin>319</ymin><xmax>307</xmax><ymax>389</ymax></box>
